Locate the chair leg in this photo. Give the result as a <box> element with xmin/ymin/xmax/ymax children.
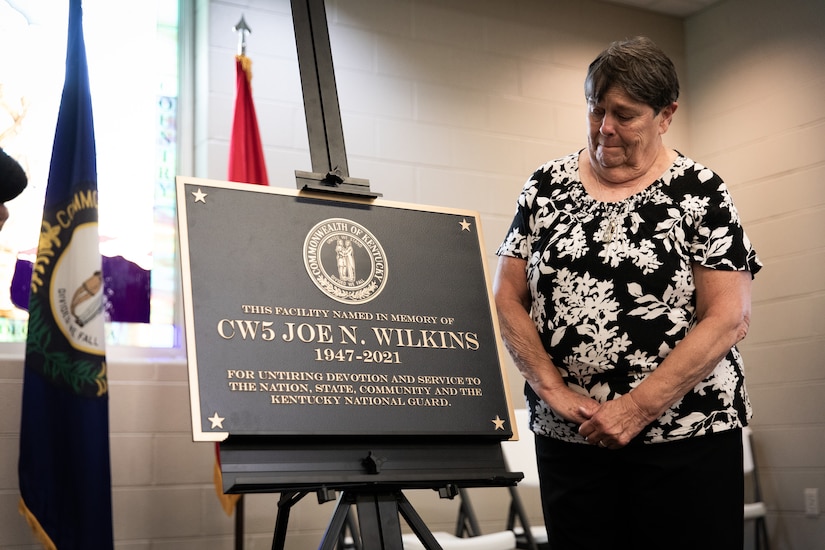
<box><xmin>455</xmin><ymin>488</ymin><xmax>481</xmax><ymax>538</ymax></box>
<box><xmin>507</xmin><ymin>486</ymin><xmax>539</xmax><ymax>550</ymax></box>
<box><xmin>756</xmin><ymin>517</ymin><xmax>770</xmax><ymax>550</ymax></box>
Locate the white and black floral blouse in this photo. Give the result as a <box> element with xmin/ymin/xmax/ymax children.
<box><xmin>497</xmin><ymin>152</ymin><xmax>762</xmax><ymax>444</ymax></box>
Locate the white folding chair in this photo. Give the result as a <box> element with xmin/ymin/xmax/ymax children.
<box><xmin>402</xmin><ymin>530</ymin><xmax>517</xmax><ymax>550</ymax></box>
<box><xmin>500</xmin><ymin>408</ymin><xmax>548</xmax><ymax>550</ymax></box>
<box><xmin>743</xmin><ymin>426</ymin><xmax>770</xmax><ymax>549</ymax></box>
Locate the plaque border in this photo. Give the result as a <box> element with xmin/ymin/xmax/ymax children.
<box><xmin>175</xmin><ymin>176</ymin><xmax>517</xmax><ymax>443</ymax></box>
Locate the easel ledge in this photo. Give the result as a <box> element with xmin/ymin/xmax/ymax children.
<box><xmin>220</xmin><ymin>437</ymin><xmax>522</xmax><ymax>549</ymax></box>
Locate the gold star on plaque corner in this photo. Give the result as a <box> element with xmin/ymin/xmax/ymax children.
<box><xmin>491</xmin><ymin>415</ymin><xmax>506</xmax><ymax>430</ymax></box>
<box><xmin>207</xmin><ymin>412</ymin><xmax>225</xmax><ymax>429</ymax></box>
<box><xmin>459</xmin><ymin>218</ymin><xmax>472</xmax><ymax>232</ymax></box>
<box><xmin>192</xmin><ymin>188</ymin><xmax>208</xmax><ymax>203</ymax></box>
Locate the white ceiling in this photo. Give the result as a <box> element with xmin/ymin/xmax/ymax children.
<box><xmin>598</xmin><ymin>0</ymin><xmax>723</xmax><ymax>17</ymax></box>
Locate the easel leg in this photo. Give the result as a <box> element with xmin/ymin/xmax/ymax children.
<box><xmin>398</xmin><ymin>492</ymin><xmax>443</xmax><ymax>550</ymax></box>
<box><xmin>272</xmin><ymin>491</ymin><xmax>308</xmax><ymax>550</ymax></box>
<box><xmin>356</xmin><ymin>492</ymin><xmax>404</xmax><ymax>549</ymax></box>
<box><xmin>319</xmin><ymin>491</ymin><xmax>443</xmax><ymax>550</ymax></box>
<box><xmin>319</xmin><ymin>492</ymin><xmax>357</xmax><ymax>550</ymax></box>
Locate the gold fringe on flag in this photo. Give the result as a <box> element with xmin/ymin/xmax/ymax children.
<box><xmin>213</xmin><ymin>456</ymin><xmax>241</xmax><ymax>516</ymax></box>
<box><xmin>236</xmin><ymin>54</ymin><xmax>253</xmax><ymax>84</ymax></box>
<box><xmin>18</xmin><ymin>498</ymin><xmax>57</xmax><ymax>550</ymax></box>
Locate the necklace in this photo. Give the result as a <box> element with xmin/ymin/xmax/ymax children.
<box><xmin>603</xmin><ymin>207</ymin><xmax>622</xmax><ymax>243</ymax></box>
<box><xmin>600</xmin><ymin>201</ymin><xmax>634</xmax><ymax>243</ymax></box>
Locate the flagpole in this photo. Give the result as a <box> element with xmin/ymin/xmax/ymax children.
<box><xmin>225</xmin><ymin>17</ymin><xmax>255</xmax><ymax>550</ymax></box>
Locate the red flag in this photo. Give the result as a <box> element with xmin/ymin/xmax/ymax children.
<box><xmin>227</xmin><ymin>54</ymin><xmax>268</xmax><ymax>185</ymax></box>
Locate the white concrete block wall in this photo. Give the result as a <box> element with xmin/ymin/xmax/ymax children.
<box><xmin>2</xmin><ymin>0</ymin><xmax>822</xmax><ymax>548</ymax></box>
<box><xmin>685</xmin><ymin>1</ymin><xmax>825</xmax><ymax>548</ymax></box>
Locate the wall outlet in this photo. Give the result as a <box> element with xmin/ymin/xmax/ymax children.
<box><xmin>804</xmin><ymin>488</ymin><xmax>819</xmax><ymax>517</ymax></box>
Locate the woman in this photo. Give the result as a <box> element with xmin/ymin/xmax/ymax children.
<box><xmin>493</xmin><ymin>36</ymin><xmax>761</xmax><ymax>549</ymax></box>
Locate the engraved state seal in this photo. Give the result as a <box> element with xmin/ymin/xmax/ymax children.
<box><xmin>303</xmin><ymin>218</ymin><xmax>388</xmax><ymax>304</ymax></box>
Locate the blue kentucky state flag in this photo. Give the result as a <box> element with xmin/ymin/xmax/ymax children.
<box><xmin>18</xmin><ymin>0</ymin><xmax>114</xmax><ymax>548</ymax></box>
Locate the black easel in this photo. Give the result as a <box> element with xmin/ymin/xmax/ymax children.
<box><xmin>272</xmin><ymin>489</ymin><xmax>441</xmax><ymax>550</ymax></box>
<box><xmin>220</xmin><ymin>1</ymin><xmax>520</xmax><ymax>548</ymax></box>
<box><xmin>219</xmin><ymin>437</ymin><xmax>521</xmax><ymax>549</ymax></box>
<box><xmin>290</xmin><ymin>0</ymin><xmax>379</xmax><ymax>198</ymax></box>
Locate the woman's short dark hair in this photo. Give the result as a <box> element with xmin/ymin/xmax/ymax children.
<box><xmin>585</xmin><ymin>36</ymin><xmax>680</xmax><ymax>114</ymax></box>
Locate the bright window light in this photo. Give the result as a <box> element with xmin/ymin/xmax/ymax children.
<box><xmin>0</xmin><ymin>0</ymin><xmax>180</xmax><ymax>348</ymax></box>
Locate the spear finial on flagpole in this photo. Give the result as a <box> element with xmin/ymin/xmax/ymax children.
<box><xmin>233</xmin><ymin>15</ymin><xmax>251</xmax><ymax>56</ymax></box>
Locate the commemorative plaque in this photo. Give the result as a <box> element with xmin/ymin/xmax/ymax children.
<box><xmin>176</xmin><ymin>177</ymin><xmax>515</xmax><ymax>443</ymax></box>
